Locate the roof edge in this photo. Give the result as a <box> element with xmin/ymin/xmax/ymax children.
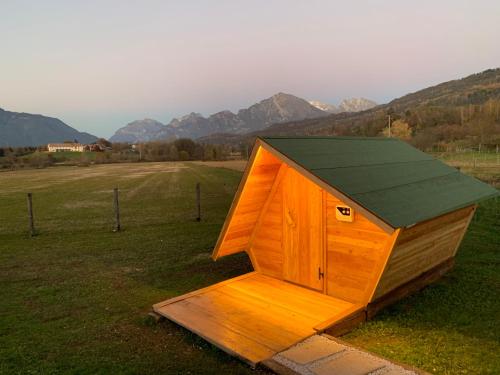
<box><xmin>260</xmin><ymin>135</ymin><xmax>398</xmax><ymax>141</ymax></box>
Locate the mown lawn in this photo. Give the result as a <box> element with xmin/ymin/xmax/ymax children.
<box><xmin>434</xmin><ymin>151</ymin><xmax>499</xmax><ymax>188</ymax></box>
<box><xmin>0</xmin><ymin>161</ymin><xmax>498</xmax><ymax>374</ymax></box>
<box><xmin>0</xmin><ymin>162</ymin><xmax>266</xmax><ymax>374</ymax></box>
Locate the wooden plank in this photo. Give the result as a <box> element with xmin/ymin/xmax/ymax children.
<box><xmin>250</xmin><ymin>178</ymin><xmax>284</xmax><ymax>275</ymax></box>
<box><xmin>390</xmin><ymin>222</ymin><xmax>468</xmax><ymax>261</ymax></box>
<box><xmin>153</xmin><ymin>272</ymin><xmax>256</xmax><ymax>309</ymax></box>
<box><xmin>254</xmin><ymin>226</ymin><xmax>282</xmax><ymax>239</ymax></box>
<box><xmin>238</xmin><ymin>274</ymin><xmax>352</xmax><ymax>316</ymax></box>
<box><xmin>326</xmin><ymin>274</ymin><xmax>367</xmax><ymax>303</ymax></box>
<box><xmin>326</xmin><ymin>226</ymin><xmax>389</xmax><ymax>243</ymax></box>
<box><xmin>211</xmin><ymin>288</ymin><xmax>315</xmax><ymax>337</ymax></box>
<box><xmin>159</xmin><ymin>300</ymin><xmax>275</xmax><ymax>367</ymax></box>
<box><xmin>325</xmin><ymin>194</ymin><xmax>391</xmax><ymax>304</ymax></box>
<box><xmin>212</xmin><ymin>142</ymin><xmax>262</xmax><ymax>259</ymax></box>
<box><xmin>323</xmin><ymin>309</ymin><xmax>367</xmax><ymax>337</ymax></box>
<box><xmin>314</xmin><ymin>303</ymin><xmax>365</xmax><ymax>332</ymax></box>
<box><xmin>154</xmin><ymin>272</ymin><xmax>358</xmax><ymax>367</ymax></box>
<box><xmin>251</xmin><ymin>260</ymin><xmax>281</xmax><ymax>277</ymax></box>
<box><xmin>252</xmin><ymin>240</ymin><xmax>283</xmax><ymax>254</ymax></box>
<box><xmin>327</xmin><ymin>235</ymin><xmax>384</xmax><ymax>251</ymax></box>
<box><xmin>397</xmin><ymin>205</ymin><xmax>474</xmax><ymax>245</ymax></box>
<box><xmin>246</xmin><ymin>248</ymin><xmax>261</xmax><ymax>273</ymax></box>
<box><xmin>282</xmin><ymin>168</ymin><xmax>324</xmax><ymax>291</ymax></box>
<box><xmin>451</xmin><ymin>205</ymin><xmax>476</xmax><ymax>257</ymax></box>
<box><xmin>181</xmin><ymin>293</ymin><xmax>307</xmax><ymax>351</ymax></box>
<box><xmin>227</xmin><ymin>283</ymin><xmax>340</xmax><ymax>323</ymax></box>
<box><xmin>394</xmin><ymin>221</ymin><xmax>469</xmax><ymax>253</ymax></box>
<box><xmin>213</xmin><ymin>142</ymin><xmax>282</xmax><ymax>259</ymax></box>
<box><xmin>248</xmin><ymin>163</ymin><xmax>287</xmax><ymax>249</ymax></box>
<box><xmin>321</xmin><ymin>190</ymin><xmax>328</xmax><ymax>297</ymax></box>
<box><xmin>242</xmin><ymin>275</ymin><xmax>352</xmax><ymax>314</ymax></box>
<box><xmin>236</xmin><ymin>184</ymin><xmax>275</xmax><ymax>197</ymax></box>
<box><xmin>218</xmin><ymin>236</ymin><xmax>251</xmax><ymax>251</ymax></box>
<box><xmin>229</xmin><ymin>206</ymin><xmax>267</xmax><ymax>217</ymax></box>
<box><xmin>224</xmin><ymin>227</ymin><xmax>254</xmax><ymax>241</ymax></box>
<box><xmin>373</xmin><ymin>207</ymin><xmax>474</xmax><ymax>299</ymax></box>
<box><xmin>303</xmin><ymin>176</ymin><xmax>324</xmax><ymax>291</ymax></box>
<box><xmin>227</xmin><ymin>211</ymin><xmax>261</xmax><ymax>226</ymax></box>
<box><xmin>366</xmin><ymin>229</ymin><xmax>401</xmax><ymax>303</ymax></box>
<box><xmin>387</xmin><ymin>231</ymin><xmax>464</xmax><ymax>268</ymax></box>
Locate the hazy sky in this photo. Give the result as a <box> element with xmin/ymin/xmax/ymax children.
<box><xmin>1</xmin><ymin>0</ymin><xmax>499</xmax><ymax>138</ymax></box>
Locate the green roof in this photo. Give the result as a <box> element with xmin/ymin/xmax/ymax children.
<box><xmin>261</xmin><ymin>136</ymin><xmax>498</xmax><ymax>228</ymax></box>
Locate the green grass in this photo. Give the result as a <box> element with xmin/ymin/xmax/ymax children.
<box><xmin>435</xmin><ymin>151</ymin><xmax>500</xmax><ymax>187</ymax></box>
<box><xmin>46</xmin><ymin>151</ymin><xmax>99</xmax><ymax>161</ymax></box>
<box><xmin>17</xmin><ymin>150</ymin><xmax>100</xmax><ymax>162</ymax></box>
<box><xmin>0</xmin><ymin>163</ymin><xmax>267</xmax><ymax>374</ymax></box>
<box><xmin>0</xmin><ymin>161</ymin><xmax>498</xmax><ymax>374</ymax></box>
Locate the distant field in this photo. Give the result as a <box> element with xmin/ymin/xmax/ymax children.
<box><xmin>434</xmin><ymin>151</ymin><xmax>499</xmax><ymax>187</ymax></box>
<box><xmin>0</xmin><ymin>160</ymin><xmax>498</xmax><ymax>374</ymax></box>
<box><xmin>17</xmin><ymin>150</ymin><xmax>101</xmax><ymax>162</ymax></box>
<box><xmin>47</xmin><ymin>150</ymin><xmax>99</xmax><ymax>161</ymax></box>
<box><xmin>192</xmin><ymin>159</ymin><xmax>247</xmax><ymax>171</ymax></box>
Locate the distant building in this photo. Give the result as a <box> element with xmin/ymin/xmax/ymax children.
<box><xmin>87</xmin><ymin>143</ymin><xmax>104</xmax><ymax>152</ymax></box>
<box><xmin>47</xmin><ymin>143</ymin><xmax>85</xmax><ymax>152</ymax></box>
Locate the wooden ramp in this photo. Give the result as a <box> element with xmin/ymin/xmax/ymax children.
<box><xmin>153</xmin><ymin>272</ymin><xmax>361</xmax><ymax>367</ymax></box>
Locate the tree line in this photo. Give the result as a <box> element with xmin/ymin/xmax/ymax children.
<box><xmin>306</xmin><ymin>98</ymin><xmax>500</xmax><ymax>151</ymax></box>
<box><xmin>0</xmin><ymin>138</ymin><xmax>240</xmax><ymax>170</ymax></box>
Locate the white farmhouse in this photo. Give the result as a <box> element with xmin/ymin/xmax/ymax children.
<box><xmin>47</xmin><ymin>143</ymin><xmax>85</xmax><ymax>152</ymax></box>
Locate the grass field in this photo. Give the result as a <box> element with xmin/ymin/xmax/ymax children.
<box><xmin>434</xmin><ymin>151</ymin><xmax>500</xmax><ymax>188</ymax></box>
<box><xmin>44</xmin><ymin>151</ymin><xmax>100</xmax><ymax>161</ymax></box>
<box><xmin>0</xmin><ymin>161</ymin><xmax>498</xmax><ymax>374</ymax></box>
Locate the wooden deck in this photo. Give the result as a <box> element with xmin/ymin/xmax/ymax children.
<box><xmin>153</xmin><ymin>272</ymin><xmax>361</xmax><ymax>367</ymax></box>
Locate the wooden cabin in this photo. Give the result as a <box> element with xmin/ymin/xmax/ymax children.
<box><xmin>154</xmin><ymin>136</ymin><xmax>498</xmax><ymax>367</ymax></box>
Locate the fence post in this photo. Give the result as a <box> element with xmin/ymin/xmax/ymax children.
<box><xmin>27</xmin><ymin>193</ymin><xmax>35</xmax><ymax>237</ymax></box>
<box><xmin>113</xmin><ymin>187</ymin><xmax>121</xmax><ymax>232</ymax></box>
<box><xmin>196</xmin><ymin>183</ymin><xmax>201</xmax><ymax>222</ymax></box>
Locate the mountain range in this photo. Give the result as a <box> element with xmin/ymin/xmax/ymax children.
<box><xmin>0</xmin><ymin>108</ymin><xmax>98</xmax><ymax>147</ymax></box>
<box><xmin>109</xmin><ymin>95</ymin><xmax>376</xmax><ymax>143</ymax></box>
<box><xmin>0</xmin><ymin>94</ymin><xmax>375</xmax><ymax>147</ymax></box>
<box><xmin>3</xmin><ymin>68</ymin><xmax>497</xmax><ymax>148</ymax></box>
<box><xmin>309</xmin><ymin>98</ymin><xmax>377</xmax><ymax>113</ymax></box>
<box><xmin>200</xmin><ymin>68</ymin><xmax>500</xmax><ymax>147</ymax></box>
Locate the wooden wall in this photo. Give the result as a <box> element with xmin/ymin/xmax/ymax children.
<box><xmin>325</xmin><ymin>193</ymin><xmax>394</xmax><ymax>304</ymax></box>
<box><xmin>372</xmin><ymin>205</ymin><xmax>475</xmax><ymax>300</ymax></box>
<box><xmin>215</xmin><ymin>147</ymin><xmax>282</xmax><ymax>258</ymax></box>
<box><xmin>246</xmin><ymin>159</ymin><xmax>396</xmax><ymax>304</ymax></box>
<box><xmin>251</xmin><ymin>177</ymin><xmax>284</xmax><ymax>277</ymax></box>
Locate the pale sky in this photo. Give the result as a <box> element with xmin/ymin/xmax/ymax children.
<box><xmin>1</xmin><ymin>0</ymin><xmax>499</xmax><ymax>138</ymax></box>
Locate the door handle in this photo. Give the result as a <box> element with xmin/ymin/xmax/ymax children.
<box><xmin>318</xmin><ymin>267</ymin><xmax>324</xmax><ymax>280</ymax></box>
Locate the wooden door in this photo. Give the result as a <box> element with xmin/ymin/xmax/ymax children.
<box><xmin>282</xmin><ymin>168</ymin><xmax>324</xmax><ymax>291</ymax></box>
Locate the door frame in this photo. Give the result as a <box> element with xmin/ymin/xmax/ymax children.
<box><xmin>321</xmin><ymin>190</ymin><xmax>328</xmax><ymax>294</ymax></box>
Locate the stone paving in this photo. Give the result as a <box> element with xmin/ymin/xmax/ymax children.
<box><xmin>271</xmin><ymin>335</ymin><xmax>423</xmax><ymax>375</ymax></box>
